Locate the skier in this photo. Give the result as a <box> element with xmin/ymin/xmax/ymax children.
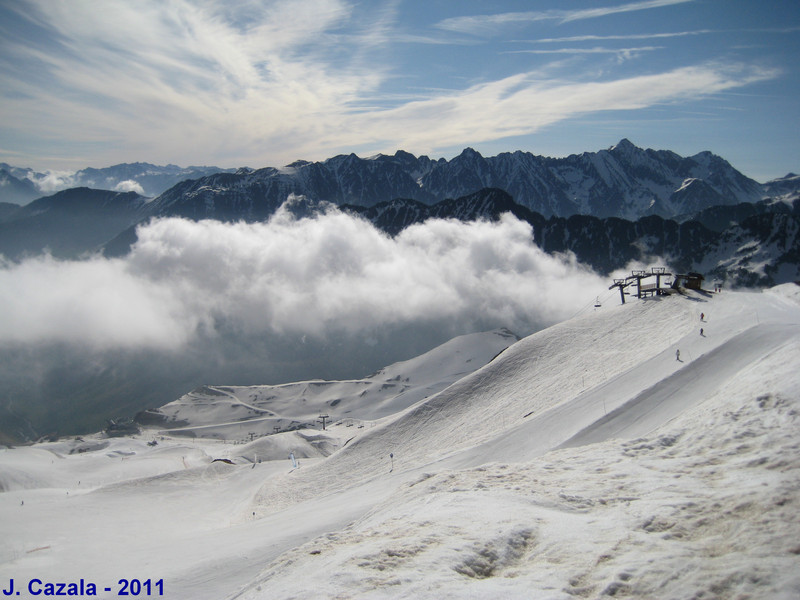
<box><xmin>676</xmin><ymin>349</ymin><xmax>681</xmax><ymax>361</ymax></box>
<box><xmin>700</xmin><ymin>328</ymin><xmax>704</xmax><ymax>336</ymax></box>
<box><xmin>700</xmin><ymin>312</ymin><xmax>704</xmax><ymax>321</ymax></box>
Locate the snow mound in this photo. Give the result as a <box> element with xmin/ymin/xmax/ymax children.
<box><xmin>236</xmin><ymin>430</ymin><xmax>338</xmax><ymax>463</ymax></box>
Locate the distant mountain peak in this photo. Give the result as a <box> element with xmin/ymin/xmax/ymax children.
<box><xmin>610</xmin><ymin>138</ymin><xmax>636</xmax><ymax>152</ymax></box>
<box><xmin>458</xmin><ymin>147</ymin><xmax>482</xmax><ymax>158</ymax></box>
<box><xmin>286</xmin><ymin>160</ymin><xmax>312</xmax><ymax>168</ymax></box>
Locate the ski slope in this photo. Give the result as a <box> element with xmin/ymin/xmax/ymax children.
<box><xmin>143</xmin><ymin>328</ymin><xmax>519</xmax><ymax>439</ymax></box>
<box><xmin>1</xmin><ymin>286</ymin><xmax>799</xmax><ymax>599</ymax></box>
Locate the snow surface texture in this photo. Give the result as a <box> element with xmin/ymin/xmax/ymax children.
<box><xmin>1</xmin><ymin>287</ymin><xmax>799</xmax><ymax>599</ymax></box>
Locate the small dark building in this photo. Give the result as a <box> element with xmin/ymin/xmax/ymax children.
<box><xmin>685</xmin><ymin>272</ymin><xmax>705</xmax><ymax>290</ymax></box>
<box><xmin>672</xmin><ymin>272</ymin><xmax>705</xmax><ymax>290</ymax></box>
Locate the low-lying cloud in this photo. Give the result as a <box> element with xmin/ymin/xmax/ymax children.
<box><xmin>1</xmin><ymin>206</ymin><xmax>606</xmax><ymax>352</ymax></box>
<box><xmin>114</xmin><ymin>179</ymin><xmax>146</xmax><ymax>195</ymax></box>
<box><xmin>27</xmin><ymin>170</ymin><xmax>76</xmax><ymax>194</ymax></box>
<box><xmin>0</xmin><ymin>207</ymin><xmax>612</xmax><ymax>438</ymax></box>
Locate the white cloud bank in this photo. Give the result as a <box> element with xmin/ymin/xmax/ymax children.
<box><xmin>0</xmin><ymin>208</ymin><xmax>607</xmax><ymax>352</ymax></box>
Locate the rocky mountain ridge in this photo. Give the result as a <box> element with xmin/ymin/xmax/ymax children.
<box><xmin>147</xmin><ymin>139</ymin><xmax>781</xmax><ymax>221</ymax></box>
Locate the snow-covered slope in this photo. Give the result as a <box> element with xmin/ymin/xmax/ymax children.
<box><xmin>1</xmin><ymin>287</ymin><xmax>799</xmax><ymax>599</ymax></box>
<box><xmin>245</xmin><ymin>286</ymin><xmax>799</xmax><ymax>510</ymax></box>
<box><xmin>245</xmin><ymin>335</ymin><xmax>800</xmax><ymax>599</ymax></box>
<box><xmin>139</xmin><ymin>328</ymin><xmax>519</xmax><ymax>439</ymax></box>
<box><xmin>236</xmin><ymin>286</ymin><xmax>800</xmax><ymax>599</ymax></box>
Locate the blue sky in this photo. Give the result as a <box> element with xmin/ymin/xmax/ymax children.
<box><xmin>0</xmin><ymin>0</ymin><xmax>797</xmax><ymax>181</ymax></box>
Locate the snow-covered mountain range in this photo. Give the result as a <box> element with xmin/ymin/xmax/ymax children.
<box><xmin>4</xmin><ymin>141</ymin><xmax>797</xmax><ymax>219</ymax></box>
<box><xmin>2</xmin><ymin>285</ymin><xmax>798</xmax><ymax>599</ymax></box>
<box><xmin>144</xmin><ymin>139</ymin><xmax>788</xmax><ymax>221</ymax></box>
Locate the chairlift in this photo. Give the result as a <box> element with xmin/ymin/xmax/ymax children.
<box><xmin>594</xmin><ymin>296</ymin><xmax>602</xmax><ymax>308</ymax></box>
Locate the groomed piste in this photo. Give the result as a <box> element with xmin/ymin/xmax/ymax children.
<box><xmin>2</xmin><ymin>285</ymin><xmax>799</xmax><ymax>599</ymax></box>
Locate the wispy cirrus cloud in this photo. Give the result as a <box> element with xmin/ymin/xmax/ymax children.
<box><xmin>558</xmin><ymin>0</ymin><xmax>694</xmax><ymax>23</ymax></box>
<box><xmin>506</xmin><ymin>46</ymin><xmax>663</xmax><ymax>58</ymax></box>
<box><xmin>530</xmin><ymin>27</ymin><xmax>800</xmax><ymax>44</ymax></box>
<box><xmin>0</xmin><ymin>0</ymin><xmax>372</xmax><ymax>166</ymax></box>
<box><xmin>0</xmin><ymin>0</ymin><xmax>784</xmax><ymax>172</ymax></box>
<box><xmin>324</xmin><ymin>62</ymin><xmax>778</xmax><ymax>158</ymax></box>
<box><xmin>435</xmin><ymin>0</ymin><xmax>693</xmax><ymax>36</ymax></box>
<box><xmin>531</xmin><ymin>30</ymin><xmax>714</xmax><ymax>43</ymax></box>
